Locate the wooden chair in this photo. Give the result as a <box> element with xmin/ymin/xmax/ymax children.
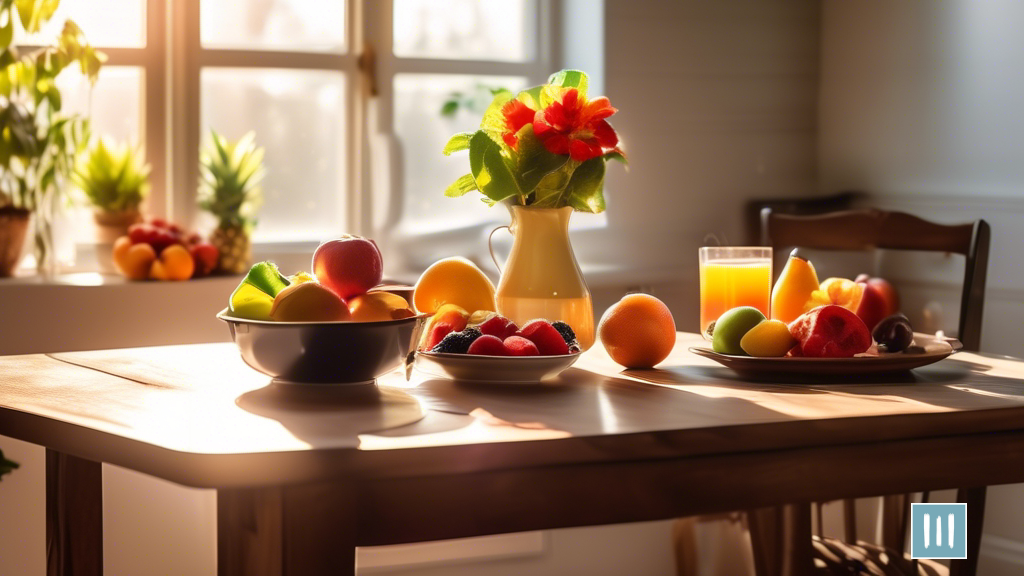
<box><xmin>752</xmin><ymin>207</ymin><xmax>991</xmax><ymax>576</ymax></box>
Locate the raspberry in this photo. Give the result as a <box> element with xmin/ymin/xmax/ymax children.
<box><xmin>479</xmin><ymin>315</ymin><xmax>518</xmax><ymax>340</ymax></box>
<box><xmin>467</xmin><ymin>334</ymin><xmax>508</xmax><ymax>356</ymax></box>
<box><xmin>431</xmin><ymin>328</ymin><xmax>482</xmax><ymax>354</ymax></box>
<box><xmin>503</xmin><ymin>336</ymin><xmax>539</xmax><ymax>356</ymax></box>
<box><xmin>516</xmin><ymin>319</ymin><xmax>570</xmax><ymax>355</ymax></box>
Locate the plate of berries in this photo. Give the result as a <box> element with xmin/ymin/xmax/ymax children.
<box><xmin>415</xmin><ymin>313</ymin><xmax>582</xmax><ymax>384</ymax></box>
<box><xmin>689</xmin><ymin>305</ymin><xmax>962</xmax><ymax>379</ymax></box>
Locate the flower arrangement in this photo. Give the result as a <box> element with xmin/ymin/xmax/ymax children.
<box><xmin>443</xmin><ymin>69</ymin><xmax>625</xmax><ymax>213</ymax></box>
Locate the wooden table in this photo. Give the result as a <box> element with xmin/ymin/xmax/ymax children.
<box><xmin>4</xmin><ymin>335</ymin><xmax>1024</xmax><ymax>575</ymax></box>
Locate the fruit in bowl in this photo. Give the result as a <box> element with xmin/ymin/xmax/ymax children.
<box><xmin>312</xmin><ymin>234</ymin><xmax>383</xmax><ymax>300</ymax></box>
<box><xmin>421</xmin><ymin>316</ymin><xmax>579</xmax><ymax>357</ymax></box>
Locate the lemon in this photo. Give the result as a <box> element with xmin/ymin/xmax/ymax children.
<box><xmin>740</xmin><ymin>319</ymin><xmax>796</xmax><ymax>357</ymax></box>
<box><xmin>413</xmin><ymin>257</ymin><xmax>496</xmax><ymax>314</ymax></box>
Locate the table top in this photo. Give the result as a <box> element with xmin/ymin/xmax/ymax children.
<box><xmin>3</xmin><ymin>334</ymin><xmax>1024</xmax><ymax>489</ymax></box>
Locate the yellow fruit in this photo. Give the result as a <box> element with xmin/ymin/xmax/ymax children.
<box><xmin>808</xmin><ymin>277</ymin><xmax>863</xmax><ymax>312</ymax></box>
<box><xmin>739</xmin><ymin>319</ymin><xmax>796</xmax><ymax>357</ymax></box>
<box><xmin>413</xmin><ymin>257</ymin><xmax>496</xmax><ymax>314</ymax></box>
<box><xmin>770</xmin><ymin>249</ymin><xmax>820</xmax><ymax>324</ymax></box>
<box><xmin>348</xmin><ymin>292</ymin><xmax>415</xmax><ymax>322</ymax></box>
<box><xmin>288</xmin><ymin>271</ymin><xmax>315</xmax><ymax>284</ymax></box>
<box><xmin>271</xmin><ymin>282</ymin><xmax>351</xmax><ymax>322</ymax></box>
<box><xmin>598</xmin><ymin>294</ymin><xmax>676</xmax><ymax>368</ymax></box>
<box><xmin>230</xmin><ymin>283</ymin><xmax>275</xmax><ymax>320</ymax></box>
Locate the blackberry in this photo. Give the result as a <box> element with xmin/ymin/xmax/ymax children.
<box><xmin>431</xmin><ymin>327</ymin><xmax>482</xmax><ymax>354</ymax></box>
<box><xmin>551</xmin><ymin>321</ymin><xmax>577</xmax><ymax>346</ymax></box>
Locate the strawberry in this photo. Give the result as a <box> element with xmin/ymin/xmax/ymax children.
<box><xmin>467</xmin><ymin>334</ymin><xmax>508</xmax><ymax>356</ymax></box>
<box><xmin>503</xmin><ymin>336</ymin><xmax>539</xmax><ymax>356</ymax></box>
<box><xmin>515</xmin><ymin>319</ymin><xmax>569</xmax><ymax>355</ymax></box>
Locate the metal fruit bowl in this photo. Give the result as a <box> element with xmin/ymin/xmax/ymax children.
<box><xmin>218</xmin><ymin>309</ymin><xmax>429</xmax><ymax>385</ymax></box>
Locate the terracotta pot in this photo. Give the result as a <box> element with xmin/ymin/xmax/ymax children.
<box><xmin>0</xmin><ymin>207</ymin><xmax>30</xmax><ymax>277</ymax></box>
<box><xmin>94</xmin><ymin>209</ymin><xmax>141</xmax><ymax>273</ymax></box>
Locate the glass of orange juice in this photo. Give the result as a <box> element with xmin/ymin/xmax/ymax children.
<box><xmin>699</xmin><ymin>247</ymin><xmax>772</xmax><ymax>338</ymax></box>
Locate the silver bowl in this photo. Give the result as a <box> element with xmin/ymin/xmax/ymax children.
<box><xmin>218</xmin><ymin>309</ymin><xmax>429</xmax><ymax>385</ymax></box>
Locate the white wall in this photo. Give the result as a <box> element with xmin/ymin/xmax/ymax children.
<box><xmin>818</xmin><ymin>1</ymin><xmax>1024</xmax><ymax>573</ymax></box>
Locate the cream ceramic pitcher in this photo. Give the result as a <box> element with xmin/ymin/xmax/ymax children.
<box><xmin>489</xmin><ymin>205</ymin><xmax>595</xmax><ymax>350</ymax></box>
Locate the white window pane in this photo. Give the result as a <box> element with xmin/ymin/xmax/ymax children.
<box><xmin>201</xmin><ymin>68</ymin><xmax>346</xmax><ymax>243</ymax></box>
<box><xmin>57</xmin><ymin>67</ymin><xmax>143</xmax><ymax>244</ymax></box>
<box><xmin>15</xmin><ymin>0</ymin><xmax>145</xmax><ymax>48</ymax></box>
<box><xmin>394</xmin><ymin>74</ymin><xmax>527</xmax><ymax>233</ymax></box>
<box><xmin>393</xmin><ymin>0</ymin><xmax>533</xmax><ymax>62</ymax></box>
<box><xmin>201</xmin><ymin>0</ymin><xmax>346</xmax><ymax>52</ymax></box>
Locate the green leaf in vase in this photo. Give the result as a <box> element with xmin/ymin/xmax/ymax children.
<box><xmin>478</xmin><ymin>89</ymin><xmax>513</xmax><ymax>146</ymax></box>
<box><xmin>510</xmin><ymin>124</ymin><xmax>567</xmax><ymax>194</ymax></box>
<box><xmin>516</xmin><ymin>85</ymin><xmax>543</xmax><ymax>110</ymax></box>
<box><xmin>564</xmin><ymin>156</ymin><xmax>606</xmax><ymax>213</ymax></box>
<box><xmin>547</xmin><ymin>69</ymin><xmax>589</xmax><ymax>99</ymax></box>
<box><xmin>442</xmin><ymin>131</ymin><xmax>472</xmax><ymax>156</ymax></box>
<box><xmin>444</xmin><ymin>173</ymin><xmax>477</xmax><ymax>198</ymax></box>
<box><xmin>469</xmin><ymin>130</ymin><xmax>520</xmax><ymax>203</ymax></box>
<box><xmin>530</xmin><ymin>162</ymin><xmax>575</xmax><ymax>208</ymax></box>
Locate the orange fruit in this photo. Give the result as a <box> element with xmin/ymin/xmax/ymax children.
<box><xmin>271</xmin><ymin>282</ymin><xmax>350</xmax><ymax>322</ymax></box>
<box><xmin>118</xmin><ymin>242</ymin><xmax>156</xmax><ymax>280</ymax></box>
<box><xmin>149</xmin><ymin>244</ymin><xmax>194</xmax><ymax>281</ymax></box>
<box><xmin>348</xmin><ymin>292</ymin><xmax>415</xmax><ymax>322</ymax></box>
<box><xmin>598</xmin><ymin>293</ymin><xmax>676</xmax><ymax>368</ymax></box>
<box><xmin>413</xmin><ymin>257</ymin><xmax>496</xmax><ymax>314</ymax></box>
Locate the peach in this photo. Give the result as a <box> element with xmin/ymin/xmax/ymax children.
<box><xmin>149</xmin><ymin>244</ymin><xmax>194</xmax><ymax>281</ymax></box>
<box><xmin>855</xmin><ymin>274</ymin><xmax>900</xmax><ymax>316</ymax></box>
<box><xmin>115</xmin><ymin>240</ymin><xmax>157</xmax><ymax>280</ymax></box>
<box><xmin>271</xmin><ymin>282</ymin><xmax>350</xmax><ymax>322</ymax></box>
<box><xmin>347</xmin><ymin>291</ymin><xmax>415</xmax><ymax>322</ymax></box>
<box><xmin>312</xmin><ymin>235</ymin><xmax>383</xmax><ymax>300</ymax></box>
<box><xmin>854</xmin><ymin>281</ymin><xmax>889</xmax><ymax>332</ymax></box>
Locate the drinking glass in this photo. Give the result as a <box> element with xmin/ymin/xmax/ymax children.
<box><xmin>699</xmin><ymin>247</ymin><xmax>772</xmax><ymax>338</ymax></box>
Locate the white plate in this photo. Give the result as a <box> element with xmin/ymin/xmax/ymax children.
<box><xmin>415</xmin><ymin>351</ymin><xmax>581</xmax><ymax>384</ymax></box>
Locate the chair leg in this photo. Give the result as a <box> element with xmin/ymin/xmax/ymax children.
<box><xmin>949</xmin><ymin>486</ymin><xmax>987</xmax><ymax>576</ymax></box>
<box><xmin>672</xmin><ymin>517</ymin><xmax>700</xmax><ymax>576</ymax></box>
<box><xmin>747</xmin><ymin>505</ymin><xmax>814</xmax><ymax>576</ymax></box>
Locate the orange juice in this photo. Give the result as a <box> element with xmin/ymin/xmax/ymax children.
<box><xmin>699</xmin><ymin>257</ymin><xmax>772</xmax><ymax>335</ymax></box>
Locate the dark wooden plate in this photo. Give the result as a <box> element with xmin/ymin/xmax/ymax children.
<box><xmin>689</xmin><ymin>332</ymin><xmax>962</xmax><ymax>379</ymax></box>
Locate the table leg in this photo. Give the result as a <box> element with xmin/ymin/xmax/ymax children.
<box><xmin>217</xmin><ymin>483</ymin><xmax>356</xmax><ymax>576</ymax></box>
<box><xmin>46</xmin><ymin>449</ymin><xmax>103</xmax><ymax>576</ymax></box>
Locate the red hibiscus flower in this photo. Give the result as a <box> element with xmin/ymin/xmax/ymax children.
<box><xmin>500</xmin><ymin>99</ymin><xmax>536</xmax><ymax>149</ymax></box>
<box><xmin>532</xmin><ymin>89</ymin><xmax>619</xmax><ymax>161</ymax></box>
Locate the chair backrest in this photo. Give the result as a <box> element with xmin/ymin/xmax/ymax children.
<box><xmin>760</xmin><ymin>208</ymin><xmax>990</xmax><ymax>352</ymax></box>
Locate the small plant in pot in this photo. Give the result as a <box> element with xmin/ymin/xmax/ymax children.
<box><xmin>199</xmin><ymin>130</ymin><xmax>265</xmax><ymax>274</ymax></box>
<box><xmin>0</xmin><ymin>2</ymin><xmax>104</xmax><ymax>277</ymax></box>
<box><xmin>74</xmin><ymin>139</ymin><xmax>151</xmax><ymax>272</ymax></box>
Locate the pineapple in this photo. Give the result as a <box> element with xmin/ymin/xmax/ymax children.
<box><xmin>198</xmin><ymin>130</ymin><xmax>265</xmax><ymax>274</ymax></box>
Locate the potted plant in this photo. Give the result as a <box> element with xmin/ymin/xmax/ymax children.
<box><xmin>199</xmin><ymin>130</ymin><xmax>265</xmax><ymax>274</ymax></box>
<box><xmin>74</xmin><ymin>139</ymin><xmax>150</xmax><ymax>271</ymax></box>
<box><xmin>442</xmin><ymin>69</ymin><xmax>625</xmax><ymax>349</ymax></box>
<box><xmin>0</xmin><ymin>2</ymin><xmax>103</xmax><ymax>277</ymax></box>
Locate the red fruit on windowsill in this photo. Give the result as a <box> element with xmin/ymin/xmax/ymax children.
<box><xmin>189</xmin><ymin>242</ymin><xmax>219</xmax><ymax>277</ymax></box>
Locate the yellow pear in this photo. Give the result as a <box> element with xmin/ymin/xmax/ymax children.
<box><xmin>770</xmin><ymin>249</ymin><xmax>821</xmax><ymax>323</ymax></box>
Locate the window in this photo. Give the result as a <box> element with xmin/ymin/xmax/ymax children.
<box><xmin>14</xmin><ymin>0</ymin><xmax>590</xmax><ymax>273</ymax></box>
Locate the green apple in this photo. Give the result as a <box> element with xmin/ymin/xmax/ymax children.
<box><xmin>712</xmin><ymin>306</ymin><xmax>766</xmax><ymax>355</ymax></box>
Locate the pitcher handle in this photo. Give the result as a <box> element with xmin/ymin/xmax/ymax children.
<box><xmin>488</xmin><ymin>225</ymin><xmax>511</xmax><ymax>274</ymax></box>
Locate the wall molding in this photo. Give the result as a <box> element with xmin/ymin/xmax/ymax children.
<box><xmin>981</xmin><ymin>534</ymin><xmax>1024</xmax><ymax>567</ymax></box>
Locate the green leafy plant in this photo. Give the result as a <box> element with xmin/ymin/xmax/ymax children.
<box><xmin>198</xmin><ymin>130</ymin><xmax>266</xmax><ymax>231</ymax></box>
<box><xmin>443</xmin><ymin>69</ymin><xmax>625</xmax><ymax>213</ymax></box>
<box><xmin>0</xmin><ymin>0</ymin><xmax>104</xmax><ymax>268</ymax></box>
<box><xmin>73</xmin><ymin>139</ymin><xmax>151</xmax><ymax>213</ymax></box>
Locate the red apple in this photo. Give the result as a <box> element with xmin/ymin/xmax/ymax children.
<box><xmin>311</xmin><ymin>234</ymin><xmax>383</xmax><ymax>300</ymax></box>
<box><xmin>855</xmin><ymin>281</ymin><xmax>889</xmax><ymax>332</ymax></box>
